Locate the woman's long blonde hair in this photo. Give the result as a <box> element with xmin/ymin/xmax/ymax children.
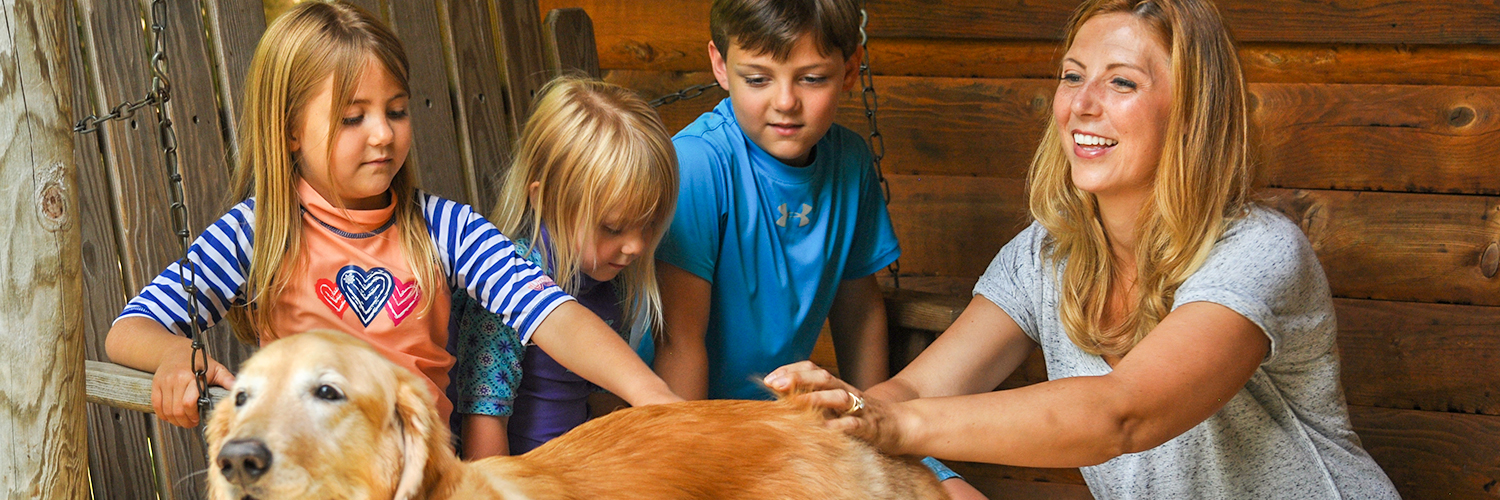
<box><xmin>1030</xmin><ymin>0</ymin><xmax>1251</xmax><ymax>356</ymax></box>
<box><xmin>226</xmin><ymin>0</ymin><xmax>444</xmax><ymax>343</ymax></box>
<box><xmin>491</xmin><ymin>76</ymin><xmax>678</xmax><ymax>339</ymax></box>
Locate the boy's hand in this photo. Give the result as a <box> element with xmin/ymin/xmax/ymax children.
<box><xmin>151</xmin><ymin>347</ymin><xmax>235</xmax><ymax>428</ymax></box>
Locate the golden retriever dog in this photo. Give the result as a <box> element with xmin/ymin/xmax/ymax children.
<box><xmin>207</xmin><ymin>330</ymin><xmax>949</xmax><ymax>499</ymax></box>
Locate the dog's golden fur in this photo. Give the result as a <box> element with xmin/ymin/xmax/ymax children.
<box><xmin>207</xmin><ymin>330</ymin><xmax>948</xmax><ymax>499</ymax></box>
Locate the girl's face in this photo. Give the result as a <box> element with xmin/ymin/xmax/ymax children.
<box><xmin>580</xmin><ymin>218</ymin><xmax>649</xmax><ymax>282</ymax></box>
<box><xmin>1054</xmin><ymin>13</ymin><xmax>1173</xmax><ymax>209</ymax></box>
<box><xmin>292</xmin><ymin>55</ymin><xmax>411</xmax><ymax>210</ymax></box>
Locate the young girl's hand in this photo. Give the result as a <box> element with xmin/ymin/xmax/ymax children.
<box><xmin>152</xmin><ymin>348</ymin><xmax>235</xmax><ymax>428</ymax></box>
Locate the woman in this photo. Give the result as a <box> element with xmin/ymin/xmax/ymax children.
<box><xmin>765</xmin><ymin>0</ymin><xmax>1399</xmax><ymax>497</ymax></box>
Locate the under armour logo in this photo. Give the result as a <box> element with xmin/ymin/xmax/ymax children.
<box><xmin>776</xmin><ymin>203</ymin><xmax>812</xmax><ymax>227</ymax></box>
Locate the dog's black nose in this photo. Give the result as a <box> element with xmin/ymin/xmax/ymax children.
<box><xmin>217</xmin><ymin>438</ymin><xmax>273</xmax><ymax>485</ymax></box>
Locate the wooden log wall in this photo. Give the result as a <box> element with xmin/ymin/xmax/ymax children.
<box><xmin>70</xmin><ymin>0</ymin><xmax>549</xmax><ymax>497</ymax></box>
<box><xmin>537</xmin><ymin>0</ymin><xmax>1500</xmax><ymax>498</ymax></box>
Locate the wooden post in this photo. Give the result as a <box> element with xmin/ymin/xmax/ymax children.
<box><xmin>0</xmin><ymin>0</ymin><xmax>88</xmax><ymax>498</ymax></box>
<box><xmin>543</xmin><ymin>8</ymin><xmax>602</xmax><ymax>79</ymax></box>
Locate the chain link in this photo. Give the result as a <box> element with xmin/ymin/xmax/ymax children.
<box><xmin>75</xmin><ymin>0</ymin><xmax>211</xmax><ymax>424</ymax></box>
<box><xmin>648</xmin><ymin>82</ymin><xmax>721</xmax><ymax>108</ymax></box>
<box><xmin>857</xmin><ymin>7</ymin><xmax>898</xmax><ymax>288</ymax></box>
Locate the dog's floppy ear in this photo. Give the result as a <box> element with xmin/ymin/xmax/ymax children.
<box><xmin>392</xmin><ymin>375</ymin><xmax>436</xmax><ymax>500</ymax></box>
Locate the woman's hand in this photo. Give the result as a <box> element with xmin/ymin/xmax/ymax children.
<box><xmin>151</xmin><ymin>346</ymin><xmax>235</xmax><ymax>428</ymax></box>
<box><xmin>764</xmin><ymin>361</ymin><xmax>917</xmax><ymax>456</ymax></box>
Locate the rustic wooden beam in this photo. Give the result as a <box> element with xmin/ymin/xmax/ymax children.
<box><xmin>0</xmin><ymin>0</ymin><xmax>89</xmax><ymax>496</ymax></box>
<box><xmin>86</xmin><ymin>361</ymin><xmax>230</xmax><ymax>414</ymax></box>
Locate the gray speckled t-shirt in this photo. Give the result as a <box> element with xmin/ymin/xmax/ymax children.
<box><xmin>974</xmin><ymin>206</ymin><xmax>1398</xmax><ymax>499</ymax></box>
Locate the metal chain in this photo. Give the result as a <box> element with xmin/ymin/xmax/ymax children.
<box><xmin>857</xmin><ymin>7</ymin><xmax>898</xmax><ymax>288</ymax></box>
<box><xmin>76</xmin><ymin>0</ymin><xmax>212</xmax><ymax>423</ymax></box>
<box><xmin>648</xmin><ymin>82</ymin><xmax>720</xmax><ymax>108</ymax></box>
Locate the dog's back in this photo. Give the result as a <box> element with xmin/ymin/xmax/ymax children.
<box><xmin>474</xmin><ymin>399</ymin><xmax>948</xmax><ymax>500</ymax></box>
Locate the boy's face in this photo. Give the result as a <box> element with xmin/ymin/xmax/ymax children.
<box><xmin>710</xmin><ymin>35</ymin><xmax>861</xmax><ymax>167</ymax></box>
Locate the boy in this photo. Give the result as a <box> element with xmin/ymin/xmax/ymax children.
<box><xmin>648</xmin><ymin>1</ymin><xmax>983</xmax><ymax>496</ymax></box>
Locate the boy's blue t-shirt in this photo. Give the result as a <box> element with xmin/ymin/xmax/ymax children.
<box><xmin>652</xmin><ymin>98</ymin><xmax>900</xmax><ymax>400</ymax></box>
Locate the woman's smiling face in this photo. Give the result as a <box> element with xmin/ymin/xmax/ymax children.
<box><xmin>1054</xmin><ymin>12</ymin><xmax>1174</xmax><ymax>207</ymax></box>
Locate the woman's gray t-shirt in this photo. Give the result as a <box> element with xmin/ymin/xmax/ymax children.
<box><xmin>974</xmin><ymin>206</ymin><xmax>1397</xmax><ymax>499</ymax></box>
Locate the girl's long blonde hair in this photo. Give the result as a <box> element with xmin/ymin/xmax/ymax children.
<box><xmin>1030</xmin><ymin>0</ymin><xmax>1251</xmax><ymax>356</ymax></box>
<box><xmin>491</xmin><ymin>76</ymin><xmax>678</xmax><ymax>340</ymax></box>
<box><xmin>226</xmin><ymin>0</ymin><xmax>444</xmax><ymax>343</ymax></box>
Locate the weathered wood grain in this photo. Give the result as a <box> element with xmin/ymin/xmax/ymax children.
<box><xmin>603</xmin><ymin>69</ymin><xmax>723</xmax><ymax>130</ymax></box>
<box><xmin>439</xmin><ymin>0</ymin><xmax>515</xmax><ymax>212</ymax></box>
<box><xmin>0</xmin><ymin>0</ymin><xmax>89</xmax><ymax>496</ymax></box>
<box><xmin>1262</xmin><ymin>189</ymin><xmax>1500</xmax><ymax>306</ymax></box>
<box><xmin>86</xmin><ymin>361</ymin><xmax>229</xmax><ymax>414</ymax></box>
<box><xmin>1353</xmin><ymin>406</ymin><xmax>1500</xmax><ymax>500</ymax></box>
<box><xmin>543</xmin><ymin>7</ymin><xmax>601</xmax><ymax>78</ymax></box>
<box><xmin>865</xmin><ymin>0</ymin><xmax>1500</xmax><ymax>45</ymax></box>
<box><xmin>1254</xmin><ymin>84</ymin><xmax>1500</xmax><ymax>195</ymax></box>
<box><xmin>202</xmin><ymin>0</ymin><xmax>265</xmax><ymax>159</ymax></box>
<box><xmin>538</xmin><ymin>0</ymin><xmax>708</xmax><ymax>72</ymax></box>
<box><xmin>495</xmin><ymin>0</ymin><xmax>551</xmax><ymax>131</ymax></box>
<box><xmin>1338</xmin><ymin>300</ymin><xmax>1500</xmax><ymax>415</ymax></box>
<box><xmin>66</xmin><ymin>0</ymin><xmax>159</xmax><ymax>496</ymax></box>
<box><xmin>387</xmin><ymin>0</ymin><xmax>470</xmax><ymax>203</ymax></box>
<box><xmin>883</xmin><ymin>174</ymin><xmax>1032</xmax><ymax>280</ymax></box>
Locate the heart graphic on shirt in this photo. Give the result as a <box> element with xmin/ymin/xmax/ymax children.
<box><xmin>385</xmin><ymin>277</ymin><xmax>421</xmax><ymax>327</ymax></box>
<box><xmin>337</xmin><ymin>265</ymin><xmax>394</xmax><ymax>327</ymax></box>
<box><xmin>316</xmin><ymin>279</ymin><xmax>347</xmax><ymax>318</ymax></box>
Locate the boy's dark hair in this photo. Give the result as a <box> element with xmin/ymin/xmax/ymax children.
<box><xmin>711</xmin><ymin>0</ymin><xmax>862</xmax><ymax>62</ymax></box>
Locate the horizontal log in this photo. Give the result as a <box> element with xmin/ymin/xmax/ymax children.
<box><xmin>86</xmin><ymin>360</ymin><xmax>228</xmax><ymax>414</ymax></box>
<box><xmin>865</xmin><ymin>0</ymin><xmax>1500</xmax><ymax>45</ymax></box>
<box><xmin>613</xmin><ymin>70</ymin><xmax>1500</xmax><ymax>195</ymax></box>
<box><xmin>541</xmin><ymin>1</ymin><xmax>1500</xmax><ymax>86</ymax></box>
<box><xmin>1353</xmin><ymin>406</ymin><xmax>1500</xmax><ymax>500</ymax></box>
<box><xmin>1254</xmin><ymin>84</ymin><xmax>1500</xmax><ymax>195</ymax></box>
<box><xmin>1262</xmin><ymin>189</ymin><xmax>1500</xmax><ymax>306</ymax></box>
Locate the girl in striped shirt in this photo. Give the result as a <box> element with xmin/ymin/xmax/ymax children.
<box><xmin>104</xmin><ymin>0</ymin><xmax>680</xmax><ymax>429</ymax></box>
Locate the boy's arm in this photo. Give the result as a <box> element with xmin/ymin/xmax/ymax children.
<box><xmin>652</xmin><ymin>262</ymin><xmax>712</xmax><ymax>400</ymax></box>
<box><xmin>827</xmin><ymin>274</ymin><xmax>889</xmax><ymax>390</ymax></box>
<box><xmin>530</xmin><ymin>301</ymin><xmax>682</xmax><ymax>406</ymax></box>
<box><xmin>461</xmin><ymin>414</ymin><xmax>510</xmax><ymax>459</ymax></box>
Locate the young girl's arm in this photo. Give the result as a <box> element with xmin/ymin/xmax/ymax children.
<box><xmin>462</xmin><ymin>415</ymin><xmax>510</xmax><ymax>458</ymax></box>
<box><xmin>106</xmin><ymin>317</ymin><xmax>236</xmax><ymax>427</ymax></box>
<box><xmin>105</xmin><ymin>204</ymin><xmax>253</xmax><ymax>427</ymax></box>
<box><xmin>530</xmin><ymin>302</ymin><xmax>681</xmax><ymax>406</ymax></box>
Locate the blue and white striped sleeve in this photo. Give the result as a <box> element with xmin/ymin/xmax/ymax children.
<box><xmin>117</xmin><ymin>200</ymin><xmax>255</xmax><ymax>337</ymax></box>
<box><xmin>422</xmin><ymin>193</ymin><xmax>574</xmax><ymax>344</ymax></box>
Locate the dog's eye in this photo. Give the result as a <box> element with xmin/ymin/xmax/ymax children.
<box><xmin>314</xmin><ymin>384</ymin><xmax>345</xmax><ymax>401</ymax></box>
<box><xmin>234</xmin><ymin>391</ymin><xmax>247</xmax><ymax>407</ymax></box>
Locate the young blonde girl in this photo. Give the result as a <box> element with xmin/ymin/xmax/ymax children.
<box><xmin>452</xmin><ymin>77</ymin><xmax>678</xmax><ymax>458</ymax></box>
<box><xmin>103</xmin><ymin>0</ymin><xmax>679</xmax><ymax>429</ymax></box>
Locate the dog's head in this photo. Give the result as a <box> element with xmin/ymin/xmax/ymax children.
<box><xmin>206</xmin><ymin>330</ymin><xmax>448</xmax><ymax>500</ymax></box>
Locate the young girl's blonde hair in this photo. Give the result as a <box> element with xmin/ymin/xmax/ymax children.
<box><xmin>1030</xmin><ymin>0</ymin><xmax>1252</xmax><ymax>356</ymax></box>
<box><xmin>226</xmin><ymin>0</ymin><xmax>444</xmax><ymax>342</ymax></box>
<box><xmin>491</xmin><ymin>77</ymin><xmax>678</xmax><ymax>339</ymax></box>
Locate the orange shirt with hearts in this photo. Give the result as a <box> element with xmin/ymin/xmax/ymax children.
<box><xmin>268</xmin><ymin>180</ymin><xmax>454</xmax><ymax>420</ymax></box>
